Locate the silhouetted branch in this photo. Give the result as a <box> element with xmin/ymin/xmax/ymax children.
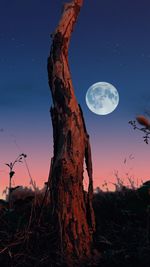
<box><xmin>129</xmin><ymin>115</ymin><xmax>150</xmax><ymax>144</ymax></box>
<box><xmin>5</xmin><ymin>153</ymin><xmax>27</xmax><ymax>209</ymax></box>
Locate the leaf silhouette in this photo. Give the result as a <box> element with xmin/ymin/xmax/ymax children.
<box><xmin>5</xmin><ymin>163</ymin><xmax>10</xmax><ymax>168</ymax></box>
<box><xmin>9</xmin><ymin>171</ymin><xmax>15</xmax><ymax>178</ymax></box>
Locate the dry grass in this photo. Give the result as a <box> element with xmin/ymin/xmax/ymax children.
<box><xmin>0</xmin><ymin>181</ymin><xmax>150</xmax><ymax>266</ymax></box>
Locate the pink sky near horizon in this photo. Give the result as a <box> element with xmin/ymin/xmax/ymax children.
<box><xmin>1</xmin><ymin>125</ymin><xmax>150</xmax><ymax>199</ymax></box>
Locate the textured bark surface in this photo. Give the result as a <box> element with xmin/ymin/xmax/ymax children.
<box><xmin>47</xmin><ymin>0</ymin><xmax>95</xmax><ymax>263</ymax></box>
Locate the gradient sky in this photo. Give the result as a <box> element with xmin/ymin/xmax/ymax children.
<box><xmin>1</xmin><ymin>0</ymin><xmax>150</xmax><ymax>198</ymax></box>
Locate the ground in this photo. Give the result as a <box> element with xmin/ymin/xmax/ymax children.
<box><xmin>0</xmin><ymin>184</ymin><xmax>150</xmax><ymax>266</ymax></box>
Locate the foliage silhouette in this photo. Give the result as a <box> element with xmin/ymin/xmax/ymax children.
<box><xmin>129</xmin><ymin>115</ymin><xmax>150</xmax><ymax>144</ymax></box>
<box><xmin>5</xmin><ymin>153</ymin><xmax>27</xmax><ymax>210</ymax></box>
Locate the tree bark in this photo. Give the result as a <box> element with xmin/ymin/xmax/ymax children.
<box><xmin>47</xmin><ymin>0</ymin><xmax>95</xmax><ymax>264</ymax></box>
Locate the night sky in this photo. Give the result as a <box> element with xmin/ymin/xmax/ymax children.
<box><xmin>1</xmin><ymin>0</ymin><xmax>150</xmax><ymax>197</ymax></box>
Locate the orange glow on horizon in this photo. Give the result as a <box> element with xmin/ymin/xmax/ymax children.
<box><xmin>1</xmin><ymin>128</ymin><xmax>150</xmax><ymax>199</ymax></box>
<box><xmin>1</xmin><ymin>150</ymin><xmax>150</xmax><ymax>199</ymax></box>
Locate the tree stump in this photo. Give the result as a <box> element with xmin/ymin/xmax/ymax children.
<box><xmin>47</xmin><ymin>0</ymin><xmax>95</xmax><ymax>264</ymax></box>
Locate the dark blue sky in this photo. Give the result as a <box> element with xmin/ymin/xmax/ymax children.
<box><xmin>1</xmin><ymin>0</ymin><xmax>150</xmax><ymax>193</ymax></box>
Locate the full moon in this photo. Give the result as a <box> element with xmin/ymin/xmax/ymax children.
<box><xmin>85</xmin><ymin>82</ymin><xmax>119</xmax><ymax>115</ymax></box>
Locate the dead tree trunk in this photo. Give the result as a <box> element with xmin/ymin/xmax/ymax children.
<box><xmin>47</xmin><ymin>0</ymin><xmax>95</xmax><ymax>263</ymax></box>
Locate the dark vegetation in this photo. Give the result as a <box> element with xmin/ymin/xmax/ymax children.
<box><xmin>0</xmin><ymin>181</ymin><xmax>150</xmax><ymax>266</ymax></box>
